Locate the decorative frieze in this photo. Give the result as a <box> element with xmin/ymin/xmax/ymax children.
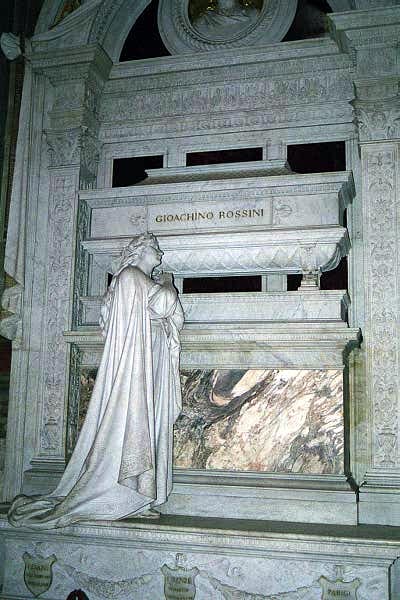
<box><xmin>100</xmin><ymin>104</ymin><xmax>353</xmax><ymax>141</ymax></box>
<box><xmin>100</xmin><ymin>72</ymin><xmax>353</xmax><ymax>124</ymax></box>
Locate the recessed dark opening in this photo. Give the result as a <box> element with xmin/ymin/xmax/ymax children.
<box><xmin>183</xmin><ymin>276</ymin><xmax>262</xmax><ymax>294</ymax></box>
<box><xmin>119</xmin><ymin>0</ymin><xmax>170</xmax><ymax>61</ymax></box>
<box><xmin>186</xmin><ymin>147</ymin><xmax>263</xmax><ymax>167</ymax></box>
<box><xmin>107</xmin><ymin>272</ymin><xmax>113</xmax><ymax>286</ymax></box>
<box><xmin>287</xmin><ymin>141</ymin><xmax>345</xmax><ymax>174</ymax></box>
<box><xmin>112</xmin><ymin>155</ymin><xmax>164</xmax><ymax>187</ymax></box>
<box><xmin>283</xmin><ymin>0</ymin><xmax>332</xmax><ymax>42</ymax></box>
<box><xmin>287</xmin><ymin>274</ymin><xmax>303</xmax><ymax>291</ymax></box>
<box><xmin>320</xmin><ymin>256</ymin><xmax>348</xmax><ymax>290</ymax></box>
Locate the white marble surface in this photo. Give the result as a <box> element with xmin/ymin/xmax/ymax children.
<box><xmin>1</xmin><ymin>516</ymin><xmax>398</xmax><ymax>600</ymax></box>
<box><xmin>79</xmin><ymin>290</ymin><xmax>349</xmax><ymax>327</ymax></box>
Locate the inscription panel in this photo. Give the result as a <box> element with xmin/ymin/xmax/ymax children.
<box><xmin>90</xmin><ymin>194</ymin><xmax>341</xmax><ymax>238</ymax></box>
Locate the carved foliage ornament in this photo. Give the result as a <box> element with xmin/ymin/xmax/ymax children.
<box><xmin>354</xmin><ymin>105</ymin><xmax>400</xmax><ymax>143</ymax></box>
<box><xmin>365</xmin><ymin>148</ymin><xmax>399</xmax><ymax>467</ymax></box>
<box><xmin>158</xmin><ymin>0</ymin><xmax>297</xmax><ymax>54</ymax></box>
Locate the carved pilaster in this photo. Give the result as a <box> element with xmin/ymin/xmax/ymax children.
<box><xmin>358</xmin><ymin>140</ymin><xmax>400</xmax><ymax>522</ymax></box>
<box><xmin>39</xmin><ymin>172</ymin><xmax>78</xmax><ymax>457</ymax></box>
<box><xmin>364</xmin><ymin>145</ymin><xmax>399</xmax><ymax>467</ymax></box>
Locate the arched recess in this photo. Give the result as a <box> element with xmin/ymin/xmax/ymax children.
<box><xmin>33</xmin><ymin>0</ymin><xmax>152</xmax><ymax>64</ymax></box>
<box><xmin>89</xmin><ymin>0</ymin><xmax>152</xmax><ymax>63</ymax></box>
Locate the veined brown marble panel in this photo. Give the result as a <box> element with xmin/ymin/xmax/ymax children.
<box><xmin>175</xmin><ymin>369</ymin><xmax>344</xmax><ymax>474</ymax></box>
<box><xmin>78</xmin><ymin>368</ymin><xmax>343</xmax><ymax>475</ymax></box>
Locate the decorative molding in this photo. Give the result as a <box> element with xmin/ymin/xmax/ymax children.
<box><xmin>81</xmin><ymin>228</ymin><xmax>350</xmax><ymax>279</ymax></box>
<box><xmin>100</xmin><ymin>104</ymin><xmax>353</xmax><ymax>141</ymax></box>
<box><xmin>88</xmin><ymin>0</ymin><xmax>127</xmax><ymax>44</ymax></box>
<box><xmin>63</xmin><ymin>325</ymin><xmax>360</xmax><ymax>371</ymax></box>
<box><xmin>100</xmin><ymin>72</ymin><xmax>353</xmax><ymax>125</ymax></box>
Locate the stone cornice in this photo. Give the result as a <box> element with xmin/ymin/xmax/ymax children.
<box><xmin>1</xmin><ymin>515</ymin><xmax>398</xmax><ymax>565</ymax></box>
<box><xmin>31</xmin><ymin>44</ymin><xmax>112</xmax><ymax>83</ymax></box>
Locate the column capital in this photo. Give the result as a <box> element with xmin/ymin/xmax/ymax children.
<box><xmin>352</xmin><ymin>79</ymin><xmax>400</xmax><ymax>143</ymax></box>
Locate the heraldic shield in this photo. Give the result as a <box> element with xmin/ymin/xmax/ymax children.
<box><xmin>23</xmin><ymin>552</ymin><xmax>57</xmax><ymax>597</ymax></box>
<box><xmin>162</xmin><ymin>554</ymin><xmax>199</xmax><ymax>600</ymax></box>
<box><xmin>319</xmin><ymin>575</ymin><xmax>361</xmax><ymax>599</ymax></box>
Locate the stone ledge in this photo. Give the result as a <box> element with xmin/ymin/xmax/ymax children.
<box><xmin>0</xmin><ymin>513</ymin><xmax>399</xmax><ymax>564</ymax></box>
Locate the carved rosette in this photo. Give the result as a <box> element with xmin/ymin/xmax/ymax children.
<box><xmin>364</xmin><ymin>146</ymin><xmax>399</xmax><ymax>469</ymax></box>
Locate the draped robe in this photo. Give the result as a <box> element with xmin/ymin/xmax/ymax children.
<box><xmin>8</xmin><ymin>266</ymin><xmax>184</xmax><ymax>528</ymax></box>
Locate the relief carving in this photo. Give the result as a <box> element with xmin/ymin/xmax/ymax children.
<box><xmin>45</xmin><ymin>129</ymin><xmax>83</xmax><ymax>168</ymax></box>
<box><xmin>101</xmin><ymin>73</ymin><xmax>352</xmax><ymax>124</ymax></box>
<box><xmin>41</xmin><ymin>174</ymin><xmax>77</xmax><ymax>454</ymax></box>
<box><xmin>354</xmin><ymin>105</ymin><xmax>400</xmax><ymax>142</ymax></box>
<box><xmin>365</xmin><ymin>148</ymin><xmax>399</xmax><ymax>467</ymax></box>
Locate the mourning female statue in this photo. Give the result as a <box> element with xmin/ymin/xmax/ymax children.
<box><xmin>193</xmin><ymin>0</ymin><xmax>260</xmax><ymax>40</ymax></box>
<box><xmin>9</xmin><ymin>233</ymin><xmax>184</xmax><ymax>528</ymax></box>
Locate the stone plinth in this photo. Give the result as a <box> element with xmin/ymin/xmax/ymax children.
<box><xmin>0</xmin><ymin>513</ymin><xmax>399</xmax><ymax>599</ymax></box>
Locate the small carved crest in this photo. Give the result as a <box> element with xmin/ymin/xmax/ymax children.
<box><xmin>162</xmin><ymin>554</ymin><xmax>198</xmax><ymax>600</ymax></box>
<box><xmin>319</xmin><ymin>574</ymin><xmax>361</xmax><ymax>599</ymax></box>
<box><xmin>23</xmin><ymin>552</ymin><xmax>57</xmax><ymax>597</ymax></box>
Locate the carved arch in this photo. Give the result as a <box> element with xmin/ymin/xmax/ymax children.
<box><xmin>33</xmin><ymin>0</ymin><xmax>153</xmax><ymax>63</ymax></box>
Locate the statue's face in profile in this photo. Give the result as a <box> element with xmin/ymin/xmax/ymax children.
<box><xmin>139</xmin><ymin>244</ymin><xmax>163</xmax><ymax>274</ymax></box>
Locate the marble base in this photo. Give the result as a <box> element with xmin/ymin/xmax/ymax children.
<box><xmin>0</xmin><ymin>514</ymin><xmax>399</xmax><ymax>599</ymax></box>
<box><xmin>358</xmin><ymin>485</ymin><xmax>400</xmax><ymax>527</ymax></box>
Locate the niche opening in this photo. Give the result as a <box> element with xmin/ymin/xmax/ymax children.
<box><xmin>112</xmin><ymin>155</ymin><xmax>164</xmax><ymax>187</ymax></box>
<box><xmin>186</xmin><ymin>147</ymin><xmax>263</xmax><ymax>167</ymax></box>
<box><xmin>287</xmin><ymin>141</ymin><xmax>345</xmax><ymax>174</ymax></box>
<box><xmin>183</xmin><ymin>276</ymin><xmax>262</xmax><ymax>294</ymax></box>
